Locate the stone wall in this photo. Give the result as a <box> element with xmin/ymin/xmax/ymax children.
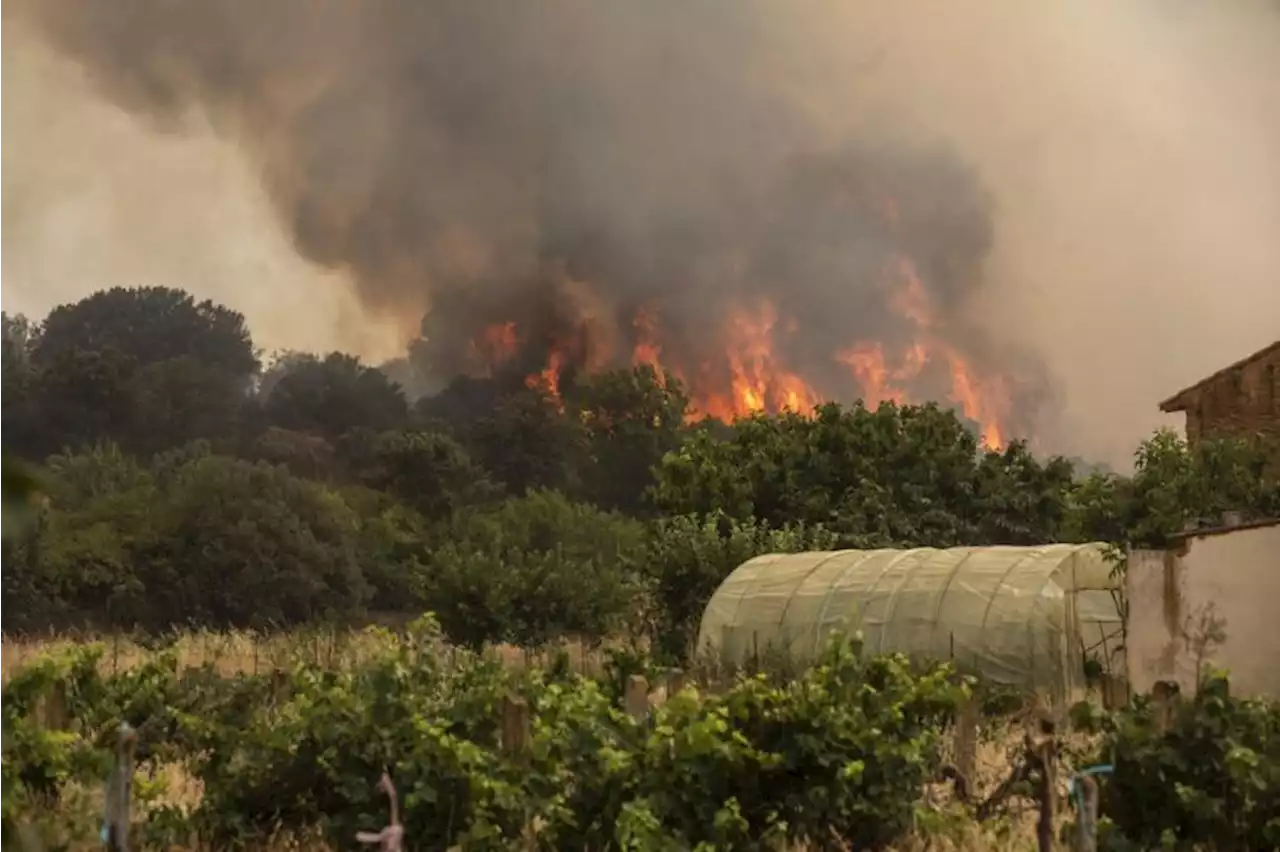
<box><xmin>1173</xmin><ymin>344</ymin><xmax>1279</xmax><ymax>446</ymax></box>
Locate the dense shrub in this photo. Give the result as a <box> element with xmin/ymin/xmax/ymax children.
<box><xmin>641</xmin><ymin>513</ymin><xmax>839</xmax><ymax>661</ymax></box>
<box><xmin>419</xmin><ymin>490</ymin><xmax>649</xmax><ymax>648</ymax></box>
<box><xmin>1092</xmin><ymin>671</ymin><xmax>1280</xmax><ymax>850</ymax></box>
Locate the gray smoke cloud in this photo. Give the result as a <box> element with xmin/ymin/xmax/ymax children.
<box><xmin>7</xmin><ymin>0</ymin><xmax>1280</xmax><ymax>463</ymax></box>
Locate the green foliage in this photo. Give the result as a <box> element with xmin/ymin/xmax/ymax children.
<box><xmin>570</xmin><ymin>365</ymin><xmax>690</xmax><ymax>513</ymax></box>
<box><xmin>1126</xmin><ymin>429</ymin><xmax>1280</xmax><ymax>546</ymax></box>
<box><xmin>467</xmin><ymin>386</ymin><xmax>591</xmax><ymax>497</ymax></box>
<box><xmin>1</xmin><ymin>451</ymin><xmax>43</xmax><ymax>540</ymax></box>
<box><xmin>263</xmin><ymin>351</ymin><xmax>409</xmax><ymax>442</ymax></box>
<box><xmin>5</xmin><ymin>288</ymin><xmax>259</xmax><ymax>460</ymax></box>
<box><xmin>651</xmin><ymin>403</ymin><xmax>1080</xmax><ymax>547</ymax></box>
<box><xmin>642</xmin><ymin>513</ymin><xmax>839</xmax><ymax>661</ymax></box>
<box><xmin>3</xmin><ymin>446</ymin><xmax>375</xmax><ymax>631</ymax></box>
<box><xmin>420</xmin><ymin>491</ymin><xmax>648</xmax><ymax>648</ymax></box>
<box><xmin>9</xmin><ymin>623</ymin><xmax>949</xmax><ymax>850</ymax></box>
<box><xmin>341</xmin><ymin>427</ymin><xmax>502</xmax><ymax>520</ymax></box>
<box><xmin>30</xmin><ymin>286</ymin><xmax>258</xmax><ymax>378</ymax></box>
<box><xmin>131</xmin><ymin>453</ymin><xmax>373</xmax><ymax>628</ymax></box>
<box><xmin>1091</xmin><ymin>672</ymin><xmax>1280</xmax><ymax>850</ymax></box>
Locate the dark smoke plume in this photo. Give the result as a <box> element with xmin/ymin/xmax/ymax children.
<box><xmin>12</xmin><ymin>0</ymin><xmax>1051</xmax><ymax>433</ymax></box>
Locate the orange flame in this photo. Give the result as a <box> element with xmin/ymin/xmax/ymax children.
<box><xmin>463</xmin><ymin>255</ymin><xmax>1012</xmax><ymax>449</ymax></box>
<box><xmin>829</xmin><ymin>340</ymin><xmax>921</xmax><ymax>409</ymax></box>
<box><xmin>631</xmin><ymin>308</ymin><xmax>665</xmax><ymax>374</ymax></box>
<box><xmin>834</xmin><ymin>256</ymin><xmax>1009</xmax><ymax>449</ymax></box>
<box><xmin>468</xmin><ymin>321</ymin><xmax>520</xmax><ymax>376</ymax></box>
<box><xmin>944</xmin><ymin>351</ymin><xmax>1008</xmax><ymax>450</ymax></box>
<box><xmin>692</xmin><ymin>299</ymin><xmax>819</xmax><ymax>420</ymax></box>
<box><xmin>526</xmin><ymin>346</ymin><xmax>567</xmax><ymax>405</ymax></box>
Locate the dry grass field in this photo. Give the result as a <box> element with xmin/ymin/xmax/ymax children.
<box><xmin>2</xmin><ymin>630</ymin><xmax>1081</xmax><ymax>851</ymax></box>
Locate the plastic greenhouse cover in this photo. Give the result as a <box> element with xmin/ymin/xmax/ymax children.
<box><xmin>697</xmin><ymin>543</ymin><xmax>1120</xmax><ymax>697</ymax></box>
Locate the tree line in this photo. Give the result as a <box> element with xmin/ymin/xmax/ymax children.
<box><xmin>3</xmin><ymin>286</ymin><xmax>1277</xmax><ymax>650</ymax></box>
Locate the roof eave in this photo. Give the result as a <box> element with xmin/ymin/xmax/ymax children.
<box><xmin>1156</xmin><ymin>339</ymin><xmax>1280</xmax><ymax>414</ymax></box>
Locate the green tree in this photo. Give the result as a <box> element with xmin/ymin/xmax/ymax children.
<box><xmin>1</xmin><ymin>315</ymin><xmax>41</xmax><ymax>458</ymax></box>
<box><xmin>1122</xmin><ymin>429</ymin><xmax>1279</xmax><ymax>547</ymax></box>
<box><xmin>341</xmin><ymin>428</ymin><xmax>501</xmax><ymax>521</ymax></box>
<box><xmin>2</xmin><ymin>444</ymin><xmax>159</xmax><ymax>629</ymax></box>
<box><xmin>129</xmin><ymin>356</ymin><xmax>251</xmax><ymax>456</ymax></box>
<box><xmin>971</xmin><ymin>441</ymin><xmax>1076</xmax><ymax>544</ymax></box>
<box><xmin>26</xmin><ymin>348</ymin><xmax>138</xmax><ymax>458</ymax></box>
<box><xmin>245</xmin><ymin>426</ymin><xmax>337</xmax><ymax>480</ymax></box>
<box><xmin>651</xmin><ymin>401</ymin><xmax>1078</xmax><ymax>548</ymax></box>
<box><xmin>262</xmin><ymin>352</ymin><xmax>408</xmax><ymax>442</ymax></box>
<box><xmin>30</xmin><ymin>286</ymin><xmax>258</xmax><ymax>378</ymax></box>
<box><xmin>7</xmin><ymin>289</ymin><xmax>259</xmax><ymax>459</ymax></box>
<box><xmin>133</xmin><ymin>454</ymin><xmax>372</xmax><ymax>628</ymax></box>
<box><xmin>338</xmin><ymin>485</ymin><xmax>434</xmax><ymax>612</ymax></box>
<box><xmin>570</xmin><ymin>366</ymin><xmax>689</xmax><ymax>513</ymax></box>
<box><xmin>467</xmin><ymin>387</ymin><xmax>590</xmax><ymax>497</ymax></box>
<box><xmin>420</xmin><ymin>490</ymin><xmax>647</xmax><ymax>647</ymax></box>
<box><xmin>642</xmin><ymin>513</ymin><xmax>839</xmax><ymax>661</ymax></box>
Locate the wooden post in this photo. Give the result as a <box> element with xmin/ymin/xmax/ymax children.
<box><xmin>624</xmin><ymin>674</ymin><xmax>649</xmax><ymax>722</ymax></box>
<box><xmin>105</xmin><ymin>723</ymin><xmax>137</xmax><ymax>852</ymax></box>
<box><xmin>953</xmin><ymin>694</ymin><xmax>979</xmax><ymax>792</ymax></box>
<box><xmin>37</xmin><ymin>680</ymin><xmax>69</xmax><ymax>731</ymax></box>
<box><xmin>666</xmin><ymin>668</ymin><xmax>687</xmax><ymax>698</ymax></box>
<box><xmin>271</xmin><ymin>669</ymin><xmax>291</xmax><ymax>703</ymax></box>
<box><xmin>501</xmin><ymin>695</ymin><xmax>530</xmax><ymax>755</ymax></box>
<box><xmin>1152</xmin><ymin>680</ymin><xmax>1179</xmax><ymax>735</ymax></box>
<box><xmin>1074</xmin><ymin>774</ymin><xmax>1099</xmax><ymax>852</ymax></box>
<box><xmin>1033</xmin><ymin>722</ymin><xmax>1058</xmax><ymax>852</ymax></box>
<box><xmin>1101</xmin><ymin>674</ymin><xmax>1129</xmax><ymax>710</ymax></box>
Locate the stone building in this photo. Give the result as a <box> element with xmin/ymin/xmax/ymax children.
<box><xmin>1158</xmin><ymin>340</ymin><xmax>1280</xmax><ymax>446</ymax></box>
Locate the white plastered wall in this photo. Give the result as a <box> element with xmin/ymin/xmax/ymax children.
<box><xmin>1127</xmin><ymin>521</ymin><xmax>1280</xmax><ymax>699</ymax></box>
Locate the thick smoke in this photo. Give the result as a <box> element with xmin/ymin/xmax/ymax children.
<box><xmin>7</xmin><ymin>1</ymin><xmax>1040</xmax><ymax>421</ymax></box>
<box><xmin>7</xmin><ymin>1</ymin><xmax>1280</xmax><ymax>463</ymax></box>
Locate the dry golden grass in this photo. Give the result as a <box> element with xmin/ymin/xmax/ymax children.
<box><xmin>2</xmin><ymin>630</ymin><xmax>1075</xmax><ymax>851</ymax></box>
<box><xmin>1</xmin><ymin>627</ymin><xmax>626</xmax><ymax>683</ymax></box>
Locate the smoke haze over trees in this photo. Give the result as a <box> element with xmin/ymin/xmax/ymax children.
<box><xmin>5</xmin><ymin>1</ymin><xmax>1280</xmax><ymax>466</ymax></box>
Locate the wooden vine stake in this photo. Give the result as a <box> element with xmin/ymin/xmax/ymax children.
<box><xmin>38</xmin><ymin>679</ymin><xmax>69</xmax><ymax>731</ymax></box>
<box><xmin>1030</xmin><ymin>716</ymin><xmax>1058</xmax><ymax>852</ymax></box>
<box><xmin>1152</xmin><ymin>680</ymin><xmax>1179</xmax><ymax>735</ymax></box>
<box><xmin>624</xmin><ymin>674</ymin><xmax>650</xmax><ymax>722</ymax></box>
<box><xmin>271</xmin><ymin>669</ymin><xmax>291</xmax><ymax>703</ymax></box>
<box><xmin>666</xmin><ymin>668</ymin><xmax>687</xmax><ymax>699</ymax></box>
<box><xmin>953</xmin><ymin>694</ymin><xmax>979</xmax><ymax>792</ymax></box>
<box><xmin>103</xmin><ymin>723</ymin><xmax>137</xmax><ymax>852</ymax></box>
<box><xmin>1074</xmin><ymin>775</ymin><xmax>1099</xmax><ymax>852</ymax></box>
<box><xmin>501</xmin><ymin>695</ymin><xmax>530</xmax><ymax>755</ymax></box>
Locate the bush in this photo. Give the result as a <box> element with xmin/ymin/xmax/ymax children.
<box><xmin>419</xmin><ymin>491</ymin><xmax>649</xmax><ymax>648</ymax></box>
<box><xmin>1095</xmin><ymin>671</ymin><xmax>1280</xmax><ymax>850</ymax></box>
<box><xmin>641</xmin><ymin>513</ymin><xmax>838</xmax><ymax>662</ymax></box>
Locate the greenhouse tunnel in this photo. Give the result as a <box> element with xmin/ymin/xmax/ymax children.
<box><xmin>696</xmin><ymin>543</ymin><xmax>1124</xmax><ymax>703</ymax></box>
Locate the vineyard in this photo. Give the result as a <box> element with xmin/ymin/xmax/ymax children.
<box><xmin>3</xmin><ymin>622</ymin><xmax>1279</xmax><ymax>851</ymax></box>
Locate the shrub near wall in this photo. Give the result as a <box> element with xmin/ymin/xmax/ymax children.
<box><xmin>1081</xmin><ymin>671</ymin><xmax>1280</xmax><ymax>850</ymax></box>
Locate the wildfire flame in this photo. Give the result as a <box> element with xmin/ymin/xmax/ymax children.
<box><xmin>467</xmin><ymin>321</ymin><xmax>518</xmax><ymax>376</ymax></box>
<box><xmin>468</xmin><ymin>257</ymin><xmax>1012</xmax><ymax>450</ymax></box>
<box><xmin>692</xmin><ymin>300</ymin><xmax>820</xmax><ymax>422</ymax></box>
